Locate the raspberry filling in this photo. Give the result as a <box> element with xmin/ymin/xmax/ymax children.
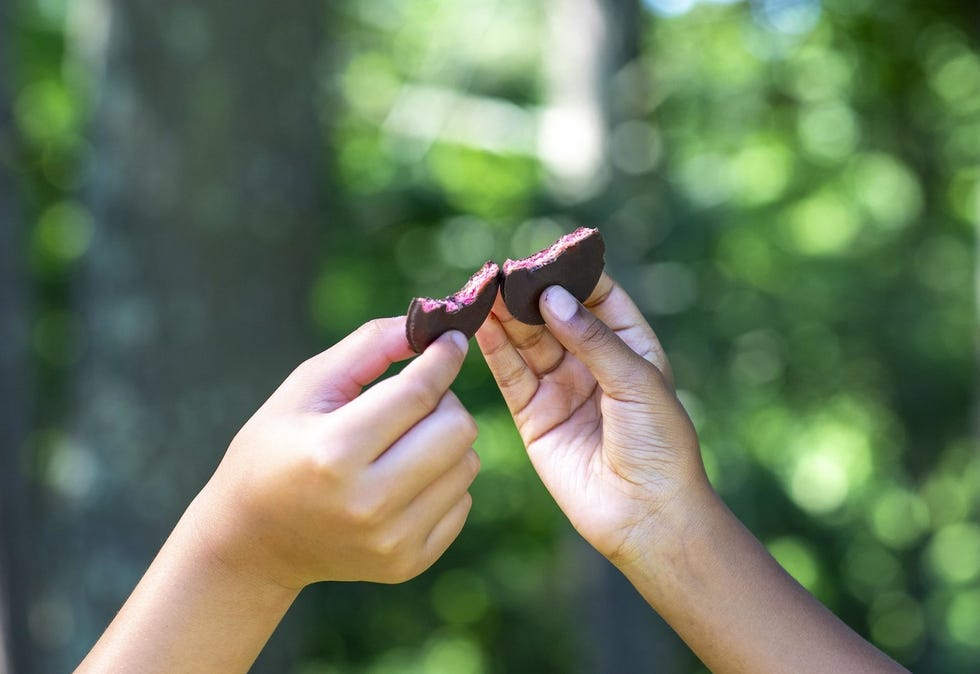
<box><xmin>503</xmin><ymin>227</ymin><xmax>598</xmax><ymax>274</ymax></box>
<box><xmin>418</xmin><ymin>261</ymin><xmax>500</xmax><ymax>313</ymax></box>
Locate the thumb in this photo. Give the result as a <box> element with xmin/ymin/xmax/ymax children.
<box><xmin>540</xmin><ymin>285</ymin><xmax>667</xmax><ymax>402</ymax></box>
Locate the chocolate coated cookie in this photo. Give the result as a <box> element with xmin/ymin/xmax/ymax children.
<box><xmin>501</xmin><ymin>227</ymin><xmax>605</xmax><ymax>325</ymax></box>
<box><xmin>406</xmin><ymin>261</ymin><xmax>501</xmax><ymax>353</ymax></box>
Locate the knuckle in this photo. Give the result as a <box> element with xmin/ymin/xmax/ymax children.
<box><xmin>309</xmin><ymin>423</ymin><xmax>356</xmax><ymax>478</ymax></box>
<box><xmin>449</xmin><ymin>406</ymin><xmax>479</xmax><ymax>444</ymax></box>
<box><xmin>451</xmin><ymin>492</ymin><xmax>474</xmax><ymax>524</ymax></box>
<box><xmin>393</xmin><ymin>555</ymin><xmax>427</xmax><ymax>583</ymax></box>
<box><xmin>292</xmin><ymin>354</ymin><xmax>319</xmax><ymax>380</ymax></box>
<box><xmin>355</xmin><ymin>318</ymin><xmax>386</xmax><ymax>341</ymax></box>
<box><xmin>631</xmin><ymin>358</ymin><xmax>664</xmax><ymax>390</ymax></box>
<box><xmin>623</xmin><ymin>363</ymin><xmax>665</xmax><ymax>401</ymax></box>
<box><xmin>405</xmin><ymin>378</ymin><xmax>443</xmax><ymax>413</ymax></box>
<box><xmin>347</xmin><ymin>495</ymin><xmax>385</xmax><ymax>527</ymax></box>
<box><xmin>579</xmin><ymin>315</ymin><xmax>612</xmax><ymax>350</ymax></box>
<box><xmin>371</xmin><ymin>528</ymin><xmax>405</xmax><ymax>559</ymax></box>
<box><xmin>308</xmin><ymin>447</ymin><xmax>344</xmax><ymax>481</ymax></box>
<box><xmin>513</xmin><ymin>328</ymin><xmax>546</xmax><ymax>351</ymax></box>
<box><xmin>464</xmin><ymin>418</ymin><xmax>479</xmax><ymax>445</ymax></box>
<box><xmin>380</xmin><ymin>560</ymin><xmax>417</xmax><ymax>584</ymax></box>
<box><xmin>465</xmin><ymin>450</ymin><xmax>481</xmax><ymax>476</ymax></box>
<box><xmin>495</xmin><ymin>362</ymin><xmax>526</xmax><ymax>390</ymax></box>
<box><xmin>645</xmin><ymin>360</ymin><xmax>668</xmax><ymax>387</ymax></box>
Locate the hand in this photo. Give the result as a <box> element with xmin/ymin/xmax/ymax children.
<box><xmin>193</xmin><ymin>318</ymin><xmax>480</xmax><ymax>589</ymax></box>
<box><xmin>475</xmin><ymin>274</ymin><xmax>708</xmax><ymax>566</ymax></box>
<box><xmin>477</xmin><ymin>277</ymin><xmax>911</xmax><ymax>674</ymax></box>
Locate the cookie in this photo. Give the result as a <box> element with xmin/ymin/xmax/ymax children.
<box><xmin>501</xmin><ymin>227</ymin><xmax>605</xmax><ymax>325</ymax></box>
<box><xmin>406</xmin><ymin>261</ymin><xmax>501</xmax><ymax>353</ymax></box>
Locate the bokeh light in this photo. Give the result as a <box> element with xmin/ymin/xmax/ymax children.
<box><xmin>6</xmin><ymin>0</ymin><xmax>978</xmax><ymax>672</ymax></box>
<box><xmin>926</xmin><ymin>523</ymin><xmax>980</xmax><ymax>585</ymax></box>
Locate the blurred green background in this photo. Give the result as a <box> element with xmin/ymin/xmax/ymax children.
<box><xmin>1</xmin><ymin>0</ymin><xmax>978</xmax><ymax>672</ymax></box>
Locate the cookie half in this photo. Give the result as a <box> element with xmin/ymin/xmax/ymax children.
<box><xmin>406</xmin><ymin>261</ymin><xmax>501</xmax><ymax>353</ymax></box>
<box><xmin>501</xmin><ymin>227</ymin><xmax>605</xmax><ymax>325</ymax></box>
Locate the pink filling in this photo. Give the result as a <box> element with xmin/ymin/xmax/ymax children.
<box><xmin>503</xmin><ymin>227</ymin><xmax>597</xmax><ymax>273</ymax></box>
<box><xmin>419</xmin><ymin>261</ymin><xmax>499</xmax><ymax>313</ymax></box>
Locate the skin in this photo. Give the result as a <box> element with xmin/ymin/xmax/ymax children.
<box><xmin>76</xmin><ymin>320</ymin><xmax>480</xmax><ymax>673</ymax></box>
<box><xmin>77</xmin><ymin>274</ymin><xmax>909</xmax><ymax>673</ymax></box>
<box><xmin>474</xmin><ymin>272</ymin><xmax>908</xmax><ymax>674</ymax></box>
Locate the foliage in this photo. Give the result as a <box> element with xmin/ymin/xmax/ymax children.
<box><xmin>9</xmin><ymin>0</ymin><xmax>979</xmax><ymax>672</ymax></box>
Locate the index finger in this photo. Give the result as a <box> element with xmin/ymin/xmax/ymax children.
<box><xmin>582</xmin><ymin>272</ymin><xmax>674</xmax><ymax>387</ymax></box>
<box><xmin>282</xmin><ymin>317</ymin><xmax>417</xmax><ymax>412</ymax></box>
<box><xmin>489</xmin><ymin>290</ymin><xmax>565</xmax><ymax>377</ymax></box>
<box><xmin>330</xmin><ymin>330</ymin><xmax>469</xmax><ymax>461</ymax></box>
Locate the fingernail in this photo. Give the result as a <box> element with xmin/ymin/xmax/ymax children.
<box><xmin>447</xmin><ymin>330</ymin><xmax>469</xmax><ymax>353</ymax></box>
<box><xmin>543</xmin><ymin>286</ymin><xmax>578</xmax><ymax>322</ymax></box>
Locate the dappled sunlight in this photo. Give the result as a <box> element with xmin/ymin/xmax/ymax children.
<box><xmin>869</xmin><ymin>592</ymin><xmax>926</xmax><ymax>660</ymax></box>
<box><xmin>797</xmin><ymin>100</ymin><xmax>860</xmax><ymax>163</ymax></box>
<box><xmin>926</xmin><ymin>523</ymin><xmax>980</xmax><ymax>585</ymax></box>
<box><xmin>784</xmin><ymin>189</ymin><xmax>861</xmax><ymax>255</ymax></box>
<box><xmin>945</xmin><ymin>589</ymin><xmax>980</xmax><ymax>649</ymax></box>
<box><xmin>870</xmin><ymin>487</ymin><xmax>931</xmax><ymax>550</ymax></box>
<box><xmin>843</xmin><ymin>540</ymin><xmax>904</xmax><ymax>600</ymax></box>
<box><xmin>7</xmin><ymin>0</ymin><xmax>978</xmax><ymax>671</ymax></box>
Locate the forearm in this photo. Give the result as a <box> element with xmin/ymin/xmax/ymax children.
<box><xmin>618</xmin><ymin>489</ymin><xmax>908</xmax><ymax>674</ymax></box>
<box><xmin>76</xmin><ymin>492</ymin><xmax>299</xmax><ymax>674</ymax></box>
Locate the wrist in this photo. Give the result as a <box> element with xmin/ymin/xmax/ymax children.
<box><xmin>182</xmin><ymin>487</ymin><xmax>303</xmax><ymax>603</ymax></box>
<box><xmin>609</xmin><ymin>473</ymin><xmax>726</xmax><ymax>599</ymax></box>
<box><xmin>78</xmin><ymin>488</ymin><xmax>301</xmax><ymax>673</ymax></box>
<box><xmin>605</xmin><ymin>473</ymin><xmax>909</xmax><ymax>674</ymax></box>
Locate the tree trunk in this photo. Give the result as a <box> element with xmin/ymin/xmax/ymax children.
<box><xmin>34</xmin><ymin>1</ymin><xmax>325</xmax><ymax>670</ymax></box>
<box><xmin>0</xmin><ymin>1</ymin><xmax>35</xmax><ymax>671</ymax></box>
<box><xmin>0</xmin><ymin>163</ymin><xmax>28</xmax><ymax>674</ymax></box>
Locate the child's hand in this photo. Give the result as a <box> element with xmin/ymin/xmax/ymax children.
<box><xmin>193</xmin><ymin>318</ymin><xmax>479</xmax><ymax>589</ymax></box>
<box><xmin>476</xmin><ymin>274</ymin><xmax>707</xmax><ymax>567</ymax></box>
<box><xmin>478</xmin><ymin>276</ymin><xmax>910</xmax><ymax>674</ymax></box>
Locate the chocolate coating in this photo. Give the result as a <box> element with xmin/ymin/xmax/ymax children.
<box><xmin>501</xmin><ymin>228</ymin><xmax>605</xmax><ymax>325</ymax></box>
<box><xmin>406</xmin><ymin>262</ymin><xmax>500</xmax><ymax>353</ymax></box>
